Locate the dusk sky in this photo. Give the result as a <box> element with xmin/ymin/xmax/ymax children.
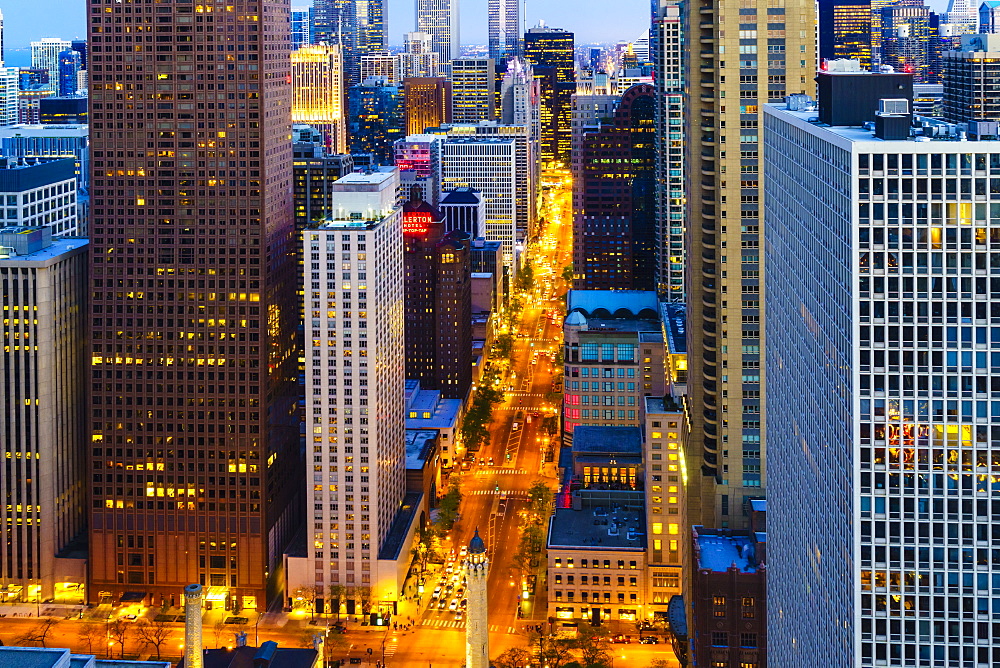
<box><xmin>0</xmin><ymin>0</ymin><xmax>650</xmax><ymax>64</ymax></box>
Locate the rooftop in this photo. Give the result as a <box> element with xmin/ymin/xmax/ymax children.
<box><xmin>694</xmin><ymin>530</ymin><xmax>760</xmax><ymax>573</ymax></box>
<box><xmin>644</xmin><ymin>395</ymin><xmax>684</xmax><ymax>415</ymax></box>
<box><xmin>180</xmin><ymin>644</ymin><xmax>317</xmax><ymax>668</ymax></box>
<box><xmin>405</xmin><ymin>429</ymin><xmax>437</xmax><ymax>469</ymax></box>
<box><xmin>335</xmin><ymin>167</ymin><xmax>396</xmax><ymax>186</ymax></box>
<box><xmin>405</xmin><ymin>381</ymin><xmax>462</xmax><ymax>430</ymax></box>
<box><xmin>440</xmin><ymin>187</ymin><xmax>482</xmax><ymax>204</ymax></box>
<box><xmin>0</xmin><ymin>234</ymin><xmax>87</xmax><ymax>264</ymax></box>
<box><xmin>573</xmin><ymin>426</ymin><xmax>642</xmax><ymax>455</ymax></box>
<box><xmin>661</xmin><ymin>302</ymin><xmax>687</xmax><ymax>354</ymax></box>
<box><xmin>567</xmin><ymin>290</ymin><xmax>659</xmax><ymax>319</ymax></box>
<box><xmin>767</xmin><ymin>104</ymin><xmax>1000</xmax><ymax>147</ymax></box>
<box><xmin>549</xmin><ymin>500</ymin><xmax>646</xmax><ymax>551</ymax></box>
<box><xmin>377</xmin><ymin>491</ymin><xmax>423</xmax><ymax>561</ymax></box>
<box><xmin>0</xmin><ymin>647</ymin><xmax>169</xmax><ymax>668</ymax></box>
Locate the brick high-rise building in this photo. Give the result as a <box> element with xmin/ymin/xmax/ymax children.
<box><xmin>86</xmin><ymin>0</ymin><xmax>301</xmax><ymax>609</ymax></box>
<box><xmin>403</xmin><ymin>196</ymin><xmax>473</xmax><ymax>400</ymax></box>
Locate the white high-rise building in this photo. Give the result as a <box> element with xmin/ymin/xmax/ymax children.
<box><xmin>652</xmin><ymin>0</ymin><xmax>685</xmax><ymax>300</ymax></box>
<box><xmin>416</xmin><ymin>0</ymin><xmax>459</xmax><ymax>70</ymax></box>
<box><xmin>450</xmin><ymin>58</ymin><xmax>496</xmax><ymax>123</ymax></box>
<box><xmin>500</xmin><ymin>58</ymin><xmax>541</xmax><ymax>145</ymax></box>
<box><xmin>359</xmin><ymin>51</ymin><xmax>401</xmax><ymax>86</ymax></box>
<box><xmin>292</xmin><ymin>44</ymin><xmax>347</xmax><ymax>155</ymax></box>
<box><xmin>0</xmin><ymin>66</ymin><xmax>17</xmax><ymax>128</ymax></box>
<box><xmin>0</xmin><ymin>9</ymin><xmax>5</xmax><ymax>66</ymax></box>
<box><xmin>0</xmin><ymin>228</ymin><xmax>88</xmax><ymax>603</ymax></box>
<box><xmin>0</xmin><ymin>158</ymin><xmax>79</xmax><ymax>236</ymax></box>
<box><xmin>441</xmin><ymin>136</ymin><xmax>517</xmax><ymax>268</ymax></box>
<box><xmin>765</xmin><ymin>99</ymin><xmax>1000</xmax><ymax>667</ymax></box>
<box><xmin>488</xmin><ymin>0</ymin><xmax>519</xmax><ymax>63</ymax></box>
<box><xmin>30</xmin><ymin>38</ymin><xmax>72</xmax><ymax>93</ymax></box>
<box><xmin>303</xmin><ymin>168</ymin><xmax>408</xmax><ymax>608</ymax></box>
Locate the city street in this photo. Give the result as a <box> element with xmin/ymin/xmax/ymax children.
<box><xmin>0</xmin><ymin>170</ymin><xmax>672</xmax><ymax>668</ymax></box>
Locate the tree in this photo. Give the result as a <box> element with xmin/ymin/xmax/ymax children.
<box><xmin>293</xmin><ymin>586</ymin><xmax>318</xmax><ymax>620</ymax></box>
<box><xmin>535</xmin><ymin>634</ymin><xmax>576</xmax><ymax>668</ymax></box>
<box><xmin>527</xmin><ymin>480</ymin><xmax>554</xmax><ymax>519</ymax></box>
<box><xmin>14</xmin><ymin>618</ymin><xmax>60</xmax><ymax>648</ymax></box>
<box><xmin>493</xmin><ymin>647</ymin><xmax>531</xmax><ymax>668</ymax></box>
<box><xmin>494</xmin><ymin>333</ymin><xmax>515</xmax><ymax>360</ymax></box>
<box><xmin>211</xmin><ymin>619</ymin><xmax>227</xmax><ymax>649</ymax></box>
<box><xmin>434</xmin><ymin>481</ymin><xmax>463</xmax><ymax>533</ymax></box>
<box><xmin>577</xmin><ymin>629</ymin><xmax>612</xmax><ymax>668</ymax></box>
<box><xmin>327</xmin><ymin>584</ymin><xmax>346</xmax><ymax>618</ymax></box>
<box><xmin>76</xmin><ymin>622</ymin><xmax>106</xmax><ymax>655</ymax></box>
<box><xmin>514</xmin><ymin>262</ymin><xmax>535</xmax><ymax>293</ymax></box>
<box><xmin>561</xmin><ymin>265</ymin><xmax>573</xmax><ymax>282</ymax></box>
<box><xmin>646</xmin><ymin>660</ymin><xmax>672</xmax><ymax>668</ymax></box>
<box><xmin>355</xmin><ymin>586</ymin><xmax>373</xmax><ymax>615</ymax></box>
<box><xmin>135</xmin><ymin>619</ymin><xmax>173</xmax><ymax>660</ymax></box>
<box><xmin>107</xmin><ymin>619</ymin><xmax>132</xmax><ymax>658</ymax></box>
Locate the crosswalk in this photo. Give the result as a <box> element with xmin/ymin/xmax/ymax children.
<box><xmin>419</xmin><ymin>619</ymin><xmax>518</xmax><ymax>634</ymax></box>
<box><xmin>383</xmin><ymin>639</ymin><xmax>398</xmax><ymax>658</ymax></box>
<box><xmin>500</xmin><ymin>406</ymin><xmax>548</xmax><ymax>412</ymax></box>
<box><xmin>473</xmin><ymin>468</ymin><xmax>527</xmax><ymax>475</ymax></box>
<box><xmin>467</xmin><ymin>489</ymin><xmax>529</xmax><ymax>497</ymax></box>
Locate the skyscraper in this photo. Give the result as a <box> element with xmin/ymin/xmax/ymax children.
<box><xmin>0</xmin><ymin>228</ymin><xmax>88</xmax><ymax>604</ymax></box>
<box><xmin>291</xmin><ymin>7</ymin><xmax>313</xmax><ymax>49</ymax></box>
<box><xmin>403</xmin><ymin>77</ymin><xmax>452</xmax><ymax>135</ymax></box>
<box><xmin>312</xmin><ymin>0</ymin><xmax>359</xmax><ymax>84</ymax></box>
<box><xmin>523</xmin><ymin>27</ymin><xmax>575</xmax><ymax>166</ymax></box>
<box><xmin>347</xmin><ymin>80</ymin><xmax>402</xmax><ymax>163</ymax></box>
<box><xmin>683</xmin><ymin>0</ymin><xmax>815</xmax><ymax>528</ymax></box>
<box><xmin>394</xmin><ymin>134</ymin><xmax>443</xmax><ymax>206</ymax></box>
<box><xmin>0</xmin><ymin>66</ymin><xmax>17</xmax><ymax>128</ymax></box>
<box><xmin>86</xmin><ymin>0</ymin><xmax>300</xmax><ymax>609</ymax></box>
<box><xmin>650</xmin><ymin>0</ymin><xmax>685</xmax><ymax>300</ymax></box>
<box><xmin>764</xmin><ymin>95</ymin><xmax>1000</xmax><ymax>668</ymax></box>
<box><xmin>57</xmin><ymin>49</ymin><xmax>82</xmax><ymax>97</ymax></box>
<box><xmin>819</xmin><ymin>0</ymin><xmax>873</xmax><ymax>68</ymax></box>
<box><xmin>450</xmin><ymin>59</ymin><xmax>496</xmax><ymax>123</ymax></box>
<box><xmin>30</xmin><ymin>38</ymin><xmax>72</xmax><ymax>94</ymax></box>
<box><xmin>417</xmin><ymin>0</ymin><xmax>460</xmax><ymax>68</ymax></box>
<box><xmin>293</xmin><ymin>44</ymin><xmax>348</xmax><ymax>154</ymax></box>
<box><xmin>303</xmin><ymin>169</ymin><xmax>408</xmax><ymax>610</ymax></box>
<box><xmin>488</xmin><ymin>0</ymin><xmax>520</xmax><ymax>63</ymax></box>
<box><xmin>402</xmin><ymin>198</ymin><xmax>472</xmax><ymax>400</ymax></box>
<box><xmin>356</xmin><ymin>0</ymin><xmax>388</xmax><ymax>57</ymax></box>
<box><xmin>572</xmin><ymin>84</ymin><xmax>656</xmax><ymax>291</ymax></box>
<box><xmin>942</xmin><ymin>33</ymin><xmax>1000</xmax><ymax>123</ymax></box>
<box><xmin>399</xmin><ymin>32</ymin><xmax>441</xmax><ymax>79</ymax></box>
<box><xmin>881</xmin><ymin>2</ymin><xmax>941</xmax><ymax>83</ymax></box>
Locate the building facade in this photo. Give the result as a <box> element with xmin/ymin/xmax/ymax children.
<box><xmin>394</xmin><ymin>134</ymin><xmax>443</xmax><ymax>206</ymax></box>
<box><xmin>942</xmin><ymin>33</ymin><xmax>1000</xmax><ymax>123</ymax></box>
<box><xmin>416</xmin><ymin>0</ymin><xmax>459</xmax><ymax>68</ymax></box>
<box><xmin>523</xmin><ymin>27</ymin><xmax>575</xmax><ymax>166</ymax></box>
<box><xmin>304</xmin><ymin>169</ymin><xmax>409</xmax><ymax>609</ymax></box>
<box><xmin>562</xmin><ymin>291</ymin><xmax>666</xmax><ymax>436</ymax></box>
<box><xmin>450</xmin><ymin>59</ymin><xmax>496</xmax><ymax>124</ymax></box>
<box><xmin>86</xmin><ymin>0</ymin><xmax>301</xmax><ymax>609</ymax></box>
<box><xmin>30</xmin><ymin>39</ymin><xmax>72</xmax><ymax>94</ymax></box>
<box><xmin>403</xmin><ymin>77</ymin><xmax>451</xmax><ymax>136</ymax></box>
<box><xmin>650</xmin><ymin>0</ymin><xmax>685</xmax><ymax>301</ymax></box>
<box><xmin>764</xmin><ymin>101</ymin><xmax>1000</xmax><ymax>667</ymax></box>
<box><xmin>0</xmin><ymin>158</ymin><xmax>78</xmax><ymax>236</ymax></box>
<box><xmin>572</xmin><ymin>84</ymin><xmax>656</xmax><ymax>292</ymax></box>
<box><xmin>402</xmin><ymin>198</ymin><xmax>473</xmax><ymax>400</ymax></box>
<box><xmin>293</xmin><ymin>44</ymin><xmax>347</xmax><ymax>155</ymax></box>
<box><xmin>488</xmin><ymin>0</ymin><xmax>520</xmax><ymax>63</ymax></box>
<box><xmin>683</xmin><ymin>0</ymin><xmax>815</xmax><ymax>529</ymax></box>
<box><xmin>347</xmin><ymin>82</ymin><xmax>402</xmax><ymax>164</ymax></box>
<box><xmin>0</xmin><ymin>229</ymin><xmax>88</xmax><ymax>604</ymax></box>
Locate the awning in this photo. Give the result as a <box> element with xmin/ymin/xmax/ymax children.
<box><xmin>119</xmin><ymin>591</ymin><xmax>146</xmax><ymax>603</ymax></box>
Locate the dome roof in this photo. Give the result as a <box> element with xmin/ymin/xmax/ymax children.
<box><xmin>468</xmin><ymin>528</ymin><xmax>486</xmax><ymax>555</ymax></box>
<box><xmin>565</xmin><ymin>310</ymin><xmax>587</xmax><ymax>327</ymax></box>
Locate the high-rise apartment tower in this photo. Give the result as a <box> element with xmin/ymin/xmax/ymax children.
<box><xmin>683</xmin><ymin>0</ymin><xmax>815</xmax><ymax>527</ymax></box>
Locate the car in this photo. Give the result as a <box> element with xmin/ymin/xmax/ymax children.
<box><xmin>432</xmin><ymin>587</ymin><xmax>442</xmax><ymax>599</ymax></box>
<box><xmin>611</xmin><ymin>635</ymin><xmax>631</xmax><ymax>644</ymax></box>
<box><xmin>488</xmin><ymin>458</ymin><xmax>494</xmax><ymax>466</ymax></box>
<box><xmin>121</xmin><ymin>614</ymin><xmax>137</xmax><ymax>621</ymax></box>
<box><xmin>456</xmin><ymin>586</ymin><xmax>465</xmax><ymax>598</ymax></box>
<box><xmin>455</xmin><ymin>611</ymin><xmax>464</xmax><ymax>622</ymax></box>
<box><xmin>437</xmin><ymin>598</ymin><xmax>447</xmax><ymax>610</ymax></box>
<box><xmin>478</xmin><ymin>458</ymin><xmax>485</xmax><ymax>465</ymax></box>
<box><xmin>515</xmin><ymin>411</ymin><xmax>524</xmax><ymax>420</ymax></box>
<box><xmin>448</xmin><ymin>599</ymin><xmax>459</xmax><ymax>612</ymax></box>
<box><xmin>640</xmin><ymin>636</ymin><xmax>659</xmax><ymax>644</ymax></box>
<box><xmin>460</xmin><ymin>598</ymin><xmax>468</xmax><ymax>608</ymax></box>
<box><xmin>512</xmin><ymin>423</ymin><xmax>520</xmax><ymax>431</ymax></box>
<box><xmin>459</xmin><ymin>546</ymin><xmax>468</xmax><ymax>558</ymax></box>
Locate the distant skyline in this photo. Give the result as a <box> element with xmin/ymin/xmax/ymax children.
<box><xmin>0</xmin><ymin>0</ymin><xmax>649</xmax><ymax>66</ymax></box>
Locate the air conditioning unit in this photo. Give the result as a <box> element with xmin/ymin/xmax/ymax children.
<box><xmin>878</xmin><ymin>98</ymin><xmax>910</xmax><ymax>116</ymax></box>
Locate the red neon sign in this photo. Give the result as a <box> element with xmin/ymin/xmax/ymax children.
<box><xmin>403</xmin><ymin>212</ymin><xmax>434</xmax><ymax>235</ymax></box>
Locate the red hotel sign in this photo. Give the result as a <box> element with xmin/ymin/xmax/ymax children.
<box><xmin>403</xmin><ymin>212</ymin><xmax>434</xmax><ymax>236</ymax></box>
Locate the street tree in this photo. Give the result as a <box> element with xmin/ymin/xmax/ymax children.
<box><xmin>135</xmin><ymin>619</ymin><xmax>173</xmax><ymax>660</ymax></box>
<box><xmin>355</xmin><ymin>586</ymin><xmax>373</xmax><ymax>615</ymax></box>
<box><xmin>15</xmin><ymin>618</ymin><xmax>60</xmax><ymax>648</ymax></box>
<box><xmin>535</xmin><ymin>634</ymin><xmax>575</xmax><ymax>668</ymax></box>
<box><xmin>327</xmin><ymin>584</ymin><xmax>346</xmax><ymax>618</ymax></box>
<box><xmin>527</xmin><ymin>480</ymin><xmax>554</xmax><ymax>518</ymax></box>
<box><xmin>76</xmin><ymin>622</ymin><xmax>106</xmax><ymax>655</ymax></box>
<box><xmin>294</xmin><ymin>586</ymin><xmax>318</xmax><ymax>620</ymax></box>
<box><xmin>435</xmin><ymin>481</ymin><xmax>462</xmax><ymax>533</ymax></box>
<box><xmin>646</xmin><ymin>660</ymin><xmax>672</xmax><ymax>668</ymax></box>
<box><xmin>107</xmin><ymin>619</ymin><xmax>132</xmax><ymax>658</ymax></box>
<box><xmin>493</xmin><ymin>647</ymin><xmax>531</xmax><ymax>668</ymax></box>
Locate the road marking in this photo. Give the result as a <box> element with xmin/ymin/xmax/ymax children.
<box><xmin>383</xmin><ymin>640</ymin><xmax>398</xmax><ymax>657</ymax></box>
<box><xmin>473</xmin><ymin>468</ymin><xmax>527</xmax><ymax>475</ymax></box>
<box><xmin>469</xmin><ymin>489</ymin><xmax>529</xmax><ymax>496</ymax></box>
